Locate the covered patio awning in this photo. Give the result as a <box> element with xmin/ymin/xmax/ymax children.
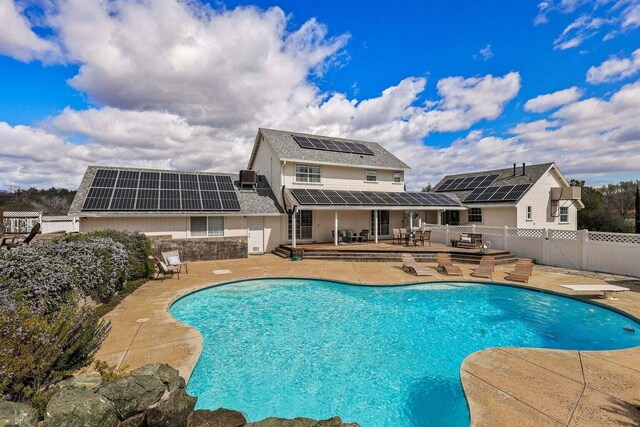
<box><xmin>283</xmin><ymin>188</ymin><xmax>466</xmax><ymax>210</ymax></box>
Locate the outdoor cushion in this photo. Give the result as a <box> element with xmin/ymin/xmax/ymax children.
<box><xmin>167</xmin><ymin>256</ymin><xmax>181</xmax><ymax>265</ymax></box>
<box><xmin>461</xmin><ymin>237</ymin><xmax>472</xmax><ymax>243</ymax></box>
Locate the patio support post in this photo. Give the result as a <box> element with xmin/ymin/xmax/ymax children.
<box><xmin>292</xmin><ymin>211</ymin><xmax>297</xmax><ymax>248</ymax></box>
<box><xmin>374</xmin><ymin>209</ymin><xmax>379</xmax><ymax>243</ymax></box>
<box><xmin>334</xmin><ymin>210</ymin><xmax>339</xmax><ymax>246</ymax></box>
<box><xmin>437</xmin><ymin>210</ymin><xmax>442</xmax><ymax>225</ymax></box>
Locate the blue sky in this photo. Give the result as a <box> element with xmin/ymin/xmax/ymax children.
<box><xmin>0</xmin><ymin>0</ymin><xmax>639</xmax><ymax>189</ymax></box>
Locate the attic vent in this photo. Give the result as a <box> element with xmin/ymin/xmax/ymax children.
<box><xmin>240</xmin><ymin>170</ymin><xmax>257</xmax><ymax>190</ymax></box>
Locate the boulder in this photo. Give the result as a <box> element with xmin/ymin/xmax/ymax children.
<box><xmin>118</xmin><ymin>413</ymin><xmax>146</xmax><ymax>427</ymax></box>
<box><xmin>55</xmin><ymin>372</ymin><xmax>102</xmax><ymax>391</ymax></box>
<box><xmin>187</xmin><ymin>408</ymin><xmax>246</xmax><ymax>427</ymax></box>
<box><xmin>130</xmin><ymin>363</ymin><xmax>184</xmax><ymax>391</ymax></box>
<box><xmin>97</xmin><ymin>374</ymin><xmax>166</xmax><ymax>419</ymax></box>
<box><xmin>145</xmin><ymin>388</ymin><xmax>197</xmax><ymax>427</ymax></box>
<box><xmin>245</xmin><ymin>417</ymin><xmax>359</xmax><ymax>427</ymax></box>
<box><xmin>44</xmin><ymin>388</ymin><xmax>118</xmax><ymax>427</ymax></box>
<box><xmin>0</xmin><ymin>400</ymin><xmax>38</xmax><ymax>427</ymax></box>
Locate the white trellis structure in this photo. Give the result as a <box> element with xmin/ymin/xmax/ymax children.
<box><xmin>422</xmin><ymin>224</ymin><xmax>640</xmax><ymax>278</ymax></box>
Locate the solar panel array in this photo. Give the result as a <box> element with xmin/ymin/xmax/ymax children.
<box><xmin>463</xmin><ymin>184</ymin><xmax>530</xmax><ymax>203</ymax></box>
<box><xmin>435</xmin><ymin>174</ymin><xmax>500</xmax><ymax>192</ymax></box>
<box><xmin>290</xmin><ymin>188</ymin><xmax>460</xmax><ymax>207</ymax></box>
<box><xmin>82</xmin><ymin>169</ymin><xmax>241</xmax><ymax>211</ymax></box>
<box><xmin>293</xmin><ymin>135</ymin><xmax>375</xmax><ymax>156</ymax></box>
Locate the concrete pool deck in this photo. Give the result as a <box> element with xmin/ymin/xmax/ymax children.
<box><xmin>95</xmin><ymin>255</ymin><xmax>640</xmax><ymax>426</ymax></box>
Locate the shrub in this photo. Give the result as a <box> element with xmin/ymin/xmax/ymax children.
<box><xmin>0</xmin><ymin>298</ymin><xmax>110</xmax><ymax>402</ymax></box>
<box><xmin>63</xmin><ymin>230</ymin><xmax>153</xmax><ymax>281</ymax></box>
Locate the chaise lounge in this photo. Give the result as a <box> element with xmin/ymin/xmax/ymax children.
<box><xmin>436</xmin><ymin>253</ymin><xmax>463</xmax><ymax>276</ymax></box>
<box><xmin>470</xmin><ymin>255</ymin><xmax>496</xmax><ymax>279</ymax></box>
<box><xmin>401</xmin><ymin>254</ymin><xmax>431</xmax><ymax>276</ymax></box>
<box><xmin>505</xmin><ymin>258</ymin><xmax>533</xmax><ymax>283</ymax></box>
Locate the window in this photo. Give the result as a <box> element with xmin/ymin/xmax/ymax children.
<box><xmin>526</xmin><ymin>205</ymin><xmax>533</xmax><ymax>221</ymax></box>
<box><xmin>393</xmin><ymin>171</ymin><xmax>402</xmax><ymax>183</ymax></box>
<box><xmin>191</xmin><ymin>216</ymin><xmax>224</xmax><ymax>237</ymax></box>
<box><xmin>370</xmin><ymin>210</ymin><xmax>390</xmax><ymax>236</ymax></box>
<box><xmin>288</xmin><ymin>210</ymin><xmax>313</xmax><ymax>240</ymax></box>
<box><xmin>365</xmin><ymin>169</ymin><xmax>377</xmax><ymax>182</ymax></box>
<box><xmin>468</xmin><ymin>208</ymin><xmax>483</xmax><ymax>223</ymax></box>
<box><xmin>295</xmin><ymin>164</ymin><xmax>321</xmax><ymax>183</ymax></box>
<box><xmin>559</xmin><ymin>206</ymin><xmax>569</xmax><ymax>223</ymax></box>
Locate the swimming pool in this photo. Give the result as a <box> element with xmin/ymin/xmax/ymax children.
<box><xmin>170</xmin><ymin>279</ymin><xmax>639</xmax><ymax>427</ymax></box>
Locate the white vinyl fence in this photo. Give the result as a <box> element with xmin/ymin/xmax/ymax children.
<box><xmin>422</xmin><ymin>224</ymin><xmax>640</xmax><ymax>278</ymax></box>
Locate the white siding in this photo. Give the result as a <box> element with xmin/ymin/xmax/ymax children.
<box><xmin>516</xmin><ymin>167</ymin><xmax>578</xmax><ymax>230</ymax></box>
<box><xmin>283</xmin><ymin>163</ymin><xmax>404</xmax><ymax>192</ymax></box>
<box><xmin>264</xmin><ymin>216</ymin><xmax>283</xmax><ymax>252</ymax></box>
<box><xmin>251</xmin><ymin>136</ymin><xmax>282</xmax><ymax>206</ymax></box>
<box><xmin>80</xmin><ymin>216</ymin><xmax>250</xmax><ymax>240</ymax></box>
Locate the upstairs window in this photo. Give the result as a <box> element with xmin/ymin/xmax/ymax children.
<box><xmin>468</xmin><ymin>208</ymin><xmax>483</xmax><ymax>223</ymax></box>
<box><xmin>365</xmin><ymin>169</ymin><xmax>378</xmax><ymax>182</ymax></box>
<box><xmin>526</xmin><ymin>206</ymin><xmax>533</xmax><ymax>221</ymax></box>
<box><xmin>295</xmin><ymin>164</ymin><xmax>321</xmax><ymax>183</ymax></box>
<box><xmin>393</xmin><ymin>171</ymin><xmax>402</xmax><ymax>183</ymax></box>
<box><xmin>559</xmin><ymin>206</ymin><xmax>569</xmax><ymax>223</ymax></box>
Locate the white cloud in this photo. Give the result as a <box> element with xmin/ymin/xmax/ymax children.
<box><xmin>0</xmin><ymin>0</ymin><xmax>59</xmax><ymax>61</ymax></box>
<box><xmin>473</xmin><ymin>44</ymin><xmax>493</xmax><ymax>60</ymax></box>
<box><xmin>586</xmin><ymin>48</ymin><xmax>640</xmax><ymax>83</ymax></box>
<box><xmin>553</xmin><ymin>15</ymin><xmax>609</xmax><ymax>50</ymax></box>
<box><xmin>523</xmin><ymin>87</ymin><xmax>583</xmax><ymax>112</ymax></box>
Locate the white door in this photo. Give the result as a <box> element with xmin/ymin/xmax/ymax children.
<box><xmin>247</xmin><ymin>217</ymin><xmax>264</xmax><ymax>254</ymax></box>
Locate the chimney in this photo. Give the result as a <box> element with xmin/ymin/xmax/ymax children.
<box><xmin>513</xmin><ymin>163</ymin><xmax>516</xmax><ymax>176</ymax></box>
<box><xmin>522</xmin><ymin>163</ymin><xmax>526</xmax><ymax>176</ymax></box>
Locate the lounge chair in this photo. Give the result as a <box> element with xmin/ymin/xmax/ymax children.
<box><xmin>436</xmin><ymin>253</ymin><xmax>463</xmax><ymax>276</ymax></box>
<box><xmin>148</xmin><ymin>256</ymin><xmax>179</xmax><ymax>281</ymax></box>
<box><xmin>470</xmin><ymin>255</ymin><xmax>496</xmax><ymax>279</ymax></box>
<box><xmin>162</xmin><ymin>250</ymin><xmax>189</xmax><ymax>274</ymax></box>
<box><xmin>2</xmin><ymin>223</ymin><xmax>40</xmax><ymax>250</ymax></box>
<box><xmin>401</xmin><ymin>254</ymin><xmax>431</xmax><ymax>276</ymax></box>
<box><xmin>505</xmin><ymin>258</ymin><xmax>533</xmax><ymax>283</ymax></box>
<box><xmin>392</xmin><ymin>229</ymin><xmax>401</xmax><ymax>244</ymax></box>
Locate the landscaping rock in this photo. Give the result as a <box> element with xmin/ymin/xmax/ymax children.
<box><xmin>44</xmin><ymin>388</ymin><xmax>118</xmax><ymax>427</ymax></box>
<box><xmin>118</xmin><ymin>413</ymin><xmax>146</xmax><ymax>427</ymax></box>
<box><xmin>187</xmin><ymin>408</ymin><xmax>246</xmax><ymax>427</ymax></box>
<box><xmin>145</xmin><ymin>388</ymin><xmax>197</xmax><ymax>427</ymax></box>
<box><xmin>97</xmin><ymin>374</ymin><xmax>165</xmax><ymax>419</ymax></box>
<box><xmin>131</xmin><ymin>363</ymin><xmax>184</xmax><ymax>391</ymax></box>
<box><xmin>0</xmin><ymin>400</ymin><xmax>38</xmax><ymax>427</ymax></box>
<box><xmin>55</xmin><ymin>372</ymin><xmax>102</xmax><ymax>391</ymax></box>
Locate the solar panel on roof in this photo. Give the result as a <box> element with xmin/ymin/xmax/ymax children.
<box><xmin>289</xmin><ymin>189</ymin><xmax>460</xmax><ymax>207</ymax></box>
<box><xmin>292</xmin><ymin>134</ymin><xmax>375</xmax><ymax>156</ymax></box>
<box><xmin>82</xmin><ymin>169</ymin><xmax>241</xmax><ymax>212</ymax></box>
<box><xmin>437</xmin><ymin>173</ymin><xmax>501</xmax><ymax>192</ymax></box>
<box><xmin>462</xmin><ymin>184</ymin><xmax>530</xmax><ymax>203</ymax></box>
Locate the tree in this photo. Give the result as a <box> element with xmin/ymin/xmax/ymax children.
<box><xmin>420</xmin><ymin>184</ymin><xmax>432</xmax><ymax>192</ymax></box>
<box><xmin>601</xmin><ymin>181</ymin><xmax>636</xmax><ymax>223</ymax></box>
<box><xmin>636</xmin><ymin>184</ymin><xmax>640</xmax><ymax>234</ymax></box>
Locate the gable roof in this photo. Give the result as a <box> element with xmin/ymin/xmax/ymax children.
<box><xmin>248</xmin><ymin>128</ymin><xmax>411</xmax><ymax>171</ymax></box>
<box><xmin>68</xmin><ymin>166</ymin><xmax>283</xmax><ymax>217</ymax></box>
<box><xmin>433</xmin><ymin>162</ymin><xmax>556</xmax><ymax>205</ymax></box>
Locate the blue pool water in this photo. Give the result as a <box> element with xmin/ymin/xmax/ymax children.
<box><xmin>170</xmin><ymin>279</ymin><xmax>639</xmax><ymax>427</ymax></box>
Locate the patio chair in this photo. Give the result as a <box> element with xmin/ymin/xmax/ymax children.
<box><xmin>148</xmin><ymin>256</ymin><xmax>179</xmax><ymax>281</ymax></box>
<box><xmin>392</xmin><ymin>229</ymin><xmax>401</xmax><ymax>244</ymax></box>
<box><xmin>436</xmin><ymin>253</ymin><xmax>463</xmax><ymax>276</ymax></box>
<box><xmin>418</xmin><ymin>230</ymin><xmax>431</xmax><ymax>247</ymax></box>
<box><xmin>2</xmin><ymin>223</ymin><xmax>41</xmax><ymax>250</ymax></box>
<box><xmin>360</xmin><ymin>230</ymin><xmax>370</xmax><ymax>242</ymax></box>
<box><xmin>401</xmin><ymin>254</ymin><xmax>431</xmax><ymax>276</ymax></box>
<box><xmin>470</xmin><ymin>255</ymin><xmax>496</xmax><ymax>279</ymax></box>
<box><xmin>505</xmin><ymin>258</ymin><xmax>533</xmax><ymax>283</ymax></box>
<box><xmin>162</xmin><ymin>250</ymin><xmax>189</xmax><ymax>274</ymax></box>
<box><xmin>344</xmin><ymin>230</ymin><xmax>363</xmax><ymax>243</ymax></box>
<box><xmin>400</xmin><ymin>228</ymin><xmax>407</xmax><ymax>242</ymax></box>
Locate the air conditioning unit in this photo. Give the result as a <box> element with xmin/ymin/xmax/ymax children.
<box><xmin>550</xmin><ymin>186</ymin><xmax>581</xmax><ymax>201</ymax></box>
<box><xmin>240</xmin><ymin>170</ymin><xmax>257</xmax><ymax>189</ymax></box>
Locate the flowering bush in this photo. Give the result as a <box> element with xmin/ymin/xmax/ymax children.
<box><xmin>0</xmin><ymin>299</ymin><xmax>110</xmax><ymax>402</ymax></box>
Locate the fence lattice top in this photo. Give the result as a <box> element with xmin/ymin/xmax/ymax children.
<box><xmin>588</xmin><ymin>231</ymin><xmax>640</xmax><ymax>245</ymax></box>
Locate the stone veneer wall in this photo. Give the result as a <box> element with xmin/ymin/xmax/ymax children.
<box><xmin>152</xmin><ymin>238</ymin><xmax>248</xmax><ymax>261</ymax></box>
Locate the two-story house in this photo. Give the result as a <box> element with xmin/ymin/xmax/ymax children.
<box><xmin>68</xmin><ymin>128</ymin><xmax>581</xmax><ymax>257</ymax></box>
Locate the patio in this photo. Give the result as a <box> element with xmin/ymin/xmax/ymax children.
<box><xmin>95</xmin><ymin>255</ymin><xmax>640</xmax><ymax>426</ymax></box>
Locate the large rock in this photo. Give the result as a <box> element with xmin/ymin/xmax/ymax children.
<box><xmin>0</xmin><ymin>400</ymin><xmax>38</xmax><ymax>427</ymax></box>
<box><xmin>97</xmin><ymin>374</ymin><xmax>166</xmax><ymax>419</ymax></box>
<box><xmin>118</xmin><ymin>413</ymin><xmax>146</xmax><ymax>427</ymax></box>
<box><xmin>245</xmin><ymin>417</ymin><xmax>359</xmax><ymax>427</ymax></box>
<box><xmin>44</xmin><ymin>388</ymin><xmax>118</xmax><ymax>427</ymax></box>
<box><xmin>55</xmin><ymin>372</ymin><xmax>102</xmax><ymax>391</ymax></box>
<box><xmin>145</xmin><ymin>388</ymin><xmax>197</xmax><ymax>427</ymax></box>
<box><xmin>131</xmin><ymin>363</ymin><xmax>184</xmax><ymax>391</ymax></box>
<box><xmin>188</xmin><ymin>408</ymin><xmax>246</xmax><ymax>427</ymax></box>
